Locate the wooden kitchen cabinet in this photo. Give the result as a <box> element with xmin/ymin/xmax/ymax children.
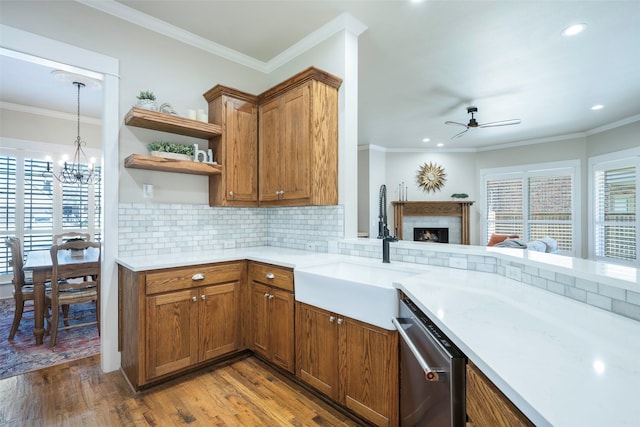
<box><xmin>466</xmin><ymin>361</ymin><xmax>534</xmax><ymax>427</ymax></box>
<box><xmin>296</xmin><ymin>302</ymin><xmax>399</xmax><ymax>427</ymax></box>
<box><xmin>204</xmin><ymin>85</ymin><xmax>258</xmax><ymax>206</ymax></box>
<box><xmin>119</xmin><ymin>261</ymin><xmax>244</xmax><ymax>389</ymax></box>
<box><xmin>249</xmin><ymin>262</ymin><xmax>295</xmax><ymax>373</ymax></box>
<box><xmin>258</xmin><ymin>67</ymin><xmax>341</xmax><ymax>206</ymax></box>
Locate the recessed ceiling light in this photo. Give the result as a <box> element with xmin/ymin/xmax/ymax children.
<box><xmin>422</xmin><ymin>138</ymin><xmax>430</xmax><ymax>143</ymax></box>
<box><xmin>591</xmin><ymin>104</ymin><xmax>604</xmax><ymax>110</ymax></box>
<box><xmin>437</xmin><ymin>143</ymin><xmax>444</xmax><ymax>147</ymax></box>
<box><xmin>562</xmin><ymin>23</ymin><xmax>587</xmax><ymax>37</ymax></box>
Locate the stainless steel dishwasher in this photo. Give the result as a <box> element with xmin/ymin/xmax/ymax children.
<box><xmin>392</xmin><ymin>293</ymin><xmax>466</xmax><ymax>427</ymax></box>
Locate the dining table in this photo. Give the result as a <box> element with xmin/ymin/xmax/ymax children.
<box><xmin>22</xmin><ymin>247</ymin><xmax>100</xmax><ymax>345</ymax></box>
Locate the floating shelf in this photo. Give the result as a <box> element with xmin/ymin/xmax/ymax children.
<box><xmin>124</xmin><ymin>154</ymin><xmax>223</xmax><ymax>176</ymax></box>
<box><xmin>124</xmin><ymin>107</ymin><xmax>222</xmax><ymax>139</ymax></box>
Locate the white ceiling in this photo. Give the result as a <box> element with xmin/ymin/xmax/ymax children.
<box><xmin>1</xmin><ymin>0</ymin><xmax>639</xmax><ymax>150</ymax></box>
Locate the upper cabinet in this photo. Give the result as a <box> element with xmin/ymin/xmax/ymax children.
<box><xmin>202</xmin><ymin>66</ymin><xmax>342</xmax><ymax>207</ymax></box>
<box><xmin>258</xmin><ymin>68</ymin><xmax>341</xmax><ymax>206</ymax></box>
<box><xmin>204</xmin><ymin>86</ymin><xmax>259</xmax><ymax>206</ymax></box>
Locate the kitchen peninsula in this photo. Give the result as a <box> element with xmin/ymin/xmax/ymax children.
<box><xmin>116</xmin><ymin>241</ymin><xmax>640</xmax><ymax>426</ymax></box>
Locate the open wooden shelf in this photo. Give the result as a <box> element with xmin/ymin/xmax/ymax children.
<box><xmin>124</xmin><ymin>107</ymin><xmax>222</xmax><ymax>139</ymax></box>
<box><xmin>124</xmin><ymin>154</ymin><xmax>223</xmax><ymax>176</ymax></box>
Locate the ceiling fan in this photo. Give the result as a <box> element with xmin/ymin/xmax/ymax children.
<box><xmin>445</xmin><ymin>106</ymin><xmax>521</xmax><ymax>139</ymax></box>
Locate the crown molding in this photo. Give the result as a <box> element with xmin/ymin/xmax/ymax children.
<box><xmin>77</xmin><ymin>1</ymin><xmax>366</xmax><ymax>75</ymax></box>
<box><xmin>0</xmin><ymin>101</ymin><xmax>102</xmax><ymax>125</ymax></box>
<box><xmin>76</xmin><ymin>0</ymin><xmax>265</xmax><ymax>71</ymax></box>
<box><xmin>266</xmin><ymin>13</ymin><xmax>367</xmax><ymax>72</ymax></box>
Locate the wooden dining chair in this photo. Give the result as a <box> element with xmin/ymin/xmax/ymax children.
<box><xmin>5</xmin><ymin>236</ymin><xmax>51</xmax><ymax>340</ymax></box>
<box><xmin>48</xmin><ymin>239</ymin><xmax>101</xmax><ymax>347</ymax></box>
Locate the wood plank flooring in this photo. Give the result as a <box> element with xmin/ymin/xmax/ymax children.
<box><xmin>0</xmin><ymin>355</ymin><xmax>365</xmax><ymax>426</ymax></box>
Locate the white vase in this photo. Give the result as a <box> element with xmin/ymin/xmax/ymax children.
<box><xmin>136</xmin><ymin>99</ymin><xmax>157</xmax><ymax>110</ymax></box>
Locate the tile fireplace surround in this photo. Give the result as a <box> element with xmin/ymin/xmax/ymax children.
<box><xmin>392</xmin><ymin>201</ymin><xmax>474</xmax><ymax>245</ymax></box>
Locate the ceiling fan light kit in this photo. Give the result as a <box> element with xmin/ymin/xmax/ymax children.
<box><xmin>445</xmin><ymin>106</ymin><xmax>521</xmax><ymax>139</ymax></box>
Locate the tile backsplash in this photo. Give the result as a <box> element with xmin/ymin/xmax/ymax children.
<box><xmin>118</xmin><ymin>203</ymin><xmax>344</xmax><ymax>257</ymax></box>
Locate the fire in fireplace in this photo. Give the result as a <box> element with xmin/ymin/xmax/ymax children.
<box><xmin>414</xmin><ymin>227</ymin><xmax>449</xmax><ymax>243</ymax></box>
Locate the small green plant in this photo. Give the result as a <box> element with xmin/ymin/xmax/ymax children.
<box><xmin>148</xmin><ymin>142</ymin><xmax>194</xmax><ymax>156</ymax></box>
<box><xmin>137</xmin><ymin>90</ymin><xmax>156</xmax><ymax>101</ymax></box>
<box><xmin>451</xmin><ymin>193</ymin><xmax>469</xmax><ymax>199</ymax></box>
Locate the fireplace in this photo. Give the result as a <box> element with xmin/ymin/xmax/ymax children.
<box><xmin>414</xmin><ymin>227</ymin><xmax>449</xmax><ymax>243</ymax></box>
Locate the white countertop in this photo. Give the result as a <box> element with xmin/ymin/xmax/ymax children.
<box><xmin>116</xmin><ymin>245</ymin><xmax>640</xmax><ymax>426</ymax></box>
<box><xmin>396</xmin><ymin>267</ymin><xmax>640</xmax><ymax>427</ymax></box>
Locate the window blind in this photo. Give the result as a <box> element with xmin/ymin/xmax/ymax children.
<box><xmin>486</xmin><ymin>177</ymin><xmax>523</xmax><ymax>241</ymax></box>
<box><xmin>594</xmin><ymin>166</ymin><xmax>636</xmax><ymax>262</ymax></box>
<box><xmin>528</xmin><ymin>174</ymin><xmax>573</xmax><ymax>251</ymax></box>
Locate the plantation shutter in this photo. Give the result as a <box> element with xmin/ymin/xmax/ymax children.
<box><xmin>486</xmin><ymin>177</ymin><xmax>524</xmax><ymax>240</ymax></box>
<box><xmin>0</xmin><ymin>156</ymin><xmax>17</xmax><ymax>275</ymax></box>
<box><xmin>594</xmin><ymin>165</ymin><xmax>637</xmax><ymax>262</ymax></box>
<box><xmin>528</xmin><ymin>174</ymin><xmax>573</xmax><ymax>251</ymax></box>
<box><xmin>23</xmin><ymin>159</ymin><xmax>54</xmax><ymax>252</ymax></box>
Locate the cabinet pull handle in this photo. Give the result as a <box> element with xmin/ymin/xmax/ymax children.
<box><xmin>201</xmin><ymin>294</ymin><xmax>206</xmax><ymax>300</ymax></box>
<box><xmin>337</xmin><ymin>318</ymin><xmax>343</xmax><ymax>325</ymax></box>
<box><xmin>266</xmin><ymin>272</ymin><xmax>275</xmax><ymax>279</ymax></box>
<box><xmin>268</xmin><ymin>294</ymin><xmax>274</xmax><ymax>300</ymax></box>
<box><xmin>329</xmin><ymin>316</ymin><xmax>335</xmax><ymax>323</ymax></box>
<box><xmin>192</xmin><ymin>273</ymin><xmax>205</xmax><ymax>281</ymax></box>
<box><xmin>191</xmin><ymin>296</ymin><xmax>197</xmax><ymax>302</ymax></box>
<box><xmin>264</xmin><ymin>292</ymin><xmax>270</xmax><ymax>298</ymax></box>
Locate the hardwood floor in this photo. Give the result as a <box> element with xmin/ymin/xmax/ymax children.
<box><xmin>0</xmin><ymin>355</ymin><xmax>365</xmax><ymax>426</ymax></box>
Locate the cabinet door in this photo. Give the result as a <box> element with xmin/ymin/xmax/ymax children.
<box><xmin>224</xmin><ymin>97</ymin><xmax>257</xmax><ymax>203</ymax></box>
<box><xmin>295</xmin><ymin>302</ymin><xmax>339</xmax><ymax>400</ymax></box>
<box><xmin>269</xmin><ymin>287</ymin><xmax>295</xmax><ymax>373</ymax></box>
<box><xmin>341</xmin><ymin>317</ymin><xmax>399</xmax><ymax>427</ymax></box>
<box><xmin>199</xmin><ymin>282</ymin><xmax>239</xmax><ymax>361</ymax></box>
<box><xmin>258</xmin><ymin>98</ymin><xmax>282</xmax><ymax>202</ymax></box>
<box><xmin>279</xmin><ymin>84</ymin><xmax>311</xmax><ymax>201</ymax></box>
<box><xmin>251</xmin><ymin>282</ymin><xmax>271</xmax><ymax>357</ymax></box>
<box><xmin>146</xmin><ymin>289</ymin><xmax>198</xmax><ymax>380</ymax></box>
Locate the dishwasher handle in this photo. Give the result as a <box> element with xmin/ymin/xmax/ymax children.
<box><xmin>392</xmin><ymin>317</ymin><xmax>445</xmax><ymax>382</ymax></box>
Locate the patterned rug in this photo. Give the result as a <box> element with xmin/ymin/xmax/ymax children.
<box><xmin>0</xmin><ymin>298</ymin><xmax>100</xmax><ymax>379</ymax></box>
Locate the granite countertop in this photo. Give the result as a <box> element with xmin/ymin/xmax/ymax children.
<box><xmin>396</xmin><ymin>267</ymin><xmax>640</xmax><ymax>427</ymax></box>
<box><xmin>116</xmin><ymin>245</ymin><xmax>640</xmax><ymax>426</ymax></box>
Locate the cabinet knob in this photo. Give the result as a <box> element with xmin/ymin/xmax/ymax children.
<box><xmin>229</xmin><ymin>191</ymin><xmax>234</xmax><ymax>196</ymax></box>
<box><xmin>329</xmin><ymin>316</ymin><xmax>335</xmax><ymax>323</ymax></box>
<box><xmin>191</xmin><ymin>296</ymin><xmax>197</xmax><ymax>302</ymax></box>
<box><xmin>337</xmin><ymin>318</ymin><xmax>343</xmax><ymax>325</ymax></box>
<box><xmin>192</xmin><ymin>273</ymin><xmax>205</xmax><ymax>281</ymax></box>
<box><xmin>264</xmin><ymin>292</ymin><xmax>270</xmax><ymax>298</ymax></box>
<box><xmin>201</xmin><ymin>294</ymin><xmax>206</xmax><ymax>300</ymax></box>
<box><xmin>268</xmin><ymin>294</ymin><xmax>274</xmax><ymax>300</ymax></box>
<box><xmin>265</xmin><ymin>272</ymin><xmax>275</xmax><ymax>279</ymax></box>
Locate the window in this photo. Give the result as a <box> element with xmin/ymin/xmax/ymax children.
<box><xmin>591</xmin><ymin>154</ymin><xmax>639</xmax><ymax>266</ymax></box>
<box><xmin>482</xmin><ymin>161</ymin><xmax>579</xmax><ymax>255</ymax></box>
<box><xmin>0</xmin><ymin>151</ymin><xmax>102</xmax><ymax>278</ymax></box>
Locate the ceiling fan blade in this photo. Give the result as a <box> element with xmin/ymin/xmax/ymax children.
<box><xmin>451</xmin><ymin>128</ymin><xmax>468</xmax><ymax>139</ymax></box>
<box><xmin>478</xmin><ymin>119</ymin><xmax>521</xmax><ymax>128</ymax></box>
<box><xmin>445</xmin><ymin>120</ymin><xmax>468</xmax><ymax>129</ymax></box>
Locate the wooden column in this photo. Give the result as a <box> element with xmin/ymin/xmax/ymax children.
<box><xmin>391</xmin><ymin>201</ymin><xmax>475</xmax><ymax>245</ymax></box>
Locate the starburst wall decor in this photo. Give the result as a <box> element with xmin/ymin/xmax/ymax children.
<box><xmin>417</xmin><ymin>162</ymin><xmax>446</xmax><ymax>193</ymax></box>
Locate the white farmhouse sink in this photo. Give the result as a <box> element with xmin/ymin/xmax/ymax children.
<box><xmin>294</xmin><ymin>260</ymin><xmax>426</xmax><ymax>330</ymax></box>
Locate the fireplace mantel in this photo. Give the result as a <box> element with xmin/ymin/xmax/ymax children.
<box><xmin>392</xmin><ymin>200</ymin><xmax>475</xmax><ymax>245</ymax></box>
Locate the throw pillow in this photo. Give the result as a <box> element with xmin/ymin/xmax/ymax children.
<box><xmin>487</xmin><ymin>233</ymin><xmax>520</xmax><ymax>246</ymax></box>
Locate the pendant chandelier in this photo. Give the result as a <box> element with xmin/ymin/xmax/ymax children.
<box><xmin>44</xmin><ymin>81</ymin><xmax>98</xmax><ymax>185</ymax></box>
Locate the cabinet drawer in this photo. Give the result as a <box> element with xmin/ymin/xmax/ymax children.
<box><xmin>146</xmin><ymin>261</ymin><xmax>243</xmax><ymax>295</ymax></box>
<box><xmin>249</xmin><ymin>262</ymin><xmax>294</xmax><ymax>292</ymax></box>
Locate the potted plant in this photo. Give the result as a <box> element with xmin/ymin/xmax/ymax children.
<box><xmin>451</xmin><ymin>193</ymin><xmax>469</xmax><ymax>199</ymax></box>
<box><xmin>148</xmin><ymin>142</ymin><xmax>195</xmax><ymax>161</ymax></box>
<box><xmin>136</xmin><ymin>90</ymin><xmax>157</xmax><ymax>110</ymax></box>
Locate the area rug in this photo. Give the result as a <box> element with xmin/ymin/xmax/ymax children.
<box><xmin>0</xmin><ymin>298</ymin><xmax>100</xmax><ymax>379</ymax></box>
